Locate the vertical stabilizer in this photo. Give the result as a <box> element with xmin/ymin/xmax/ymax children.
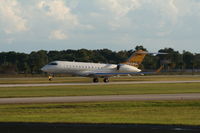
<box><xmin>123</xmin><ymin>50</ymin><xmax>147</xmax><ymax>68</ymax></box>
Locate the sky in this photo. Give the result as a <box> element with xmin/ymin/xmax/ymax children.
<box><xmin>0</xmin><ymin>0</ymin><xmax>200</xmax><ymax>53</ymax></box>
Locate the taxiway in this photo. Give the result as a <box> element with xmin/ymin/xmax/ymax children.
<box><xmin>0</xmin><ymin>93</ymin><xmax>200</xmax><ymax>104</ymax></box>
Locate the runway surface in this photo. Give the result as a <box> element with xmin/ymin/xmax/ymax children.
<box><xmin>1</xmin><ymin>80</ymin><xmax>200</xmax><ymax>87</ymax></box>
<box><xmin>0</xmin><ymin>93</ymin><xmax>200</xmax><ymax>104</ymax></box>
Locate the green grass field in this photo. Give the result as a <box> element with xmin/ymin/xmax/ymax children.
<box><xmin>0</xmin><ymin>75</ymin><xmax>200</xmax><ymax>98</ymax></box>
<box><xmin>0</xmin><ymin>75</ymin><xmax>200</xmax><ymax>125</ymax></box>
<box><xmin>0</xmin><ymin>100</ymin><xmax>200</xmax><ymax>125</ymax></box>
<box><xmin>0</xmin><ymin>83</ymin><xmax>200</xmax><ymax>98</ymax></box>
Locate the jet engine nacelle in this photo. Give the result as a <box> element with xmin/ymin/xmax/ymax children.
<box><xmin>117</xmin><ymin>64</ymin><xmax>121</xmax><ymax>70</ymax></box>
<box><xmin>116</xmin><ymin>64</ymin><xmax>127</xmax><ymax>71</ymax></box>
<box><xmin>116</xmin><ymin>64</ymin><xmax>141</xmax><ymax>73</ymax></box>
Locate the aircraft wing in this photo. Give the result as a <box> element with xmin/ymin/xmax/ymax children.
<box><xmin>92</xmin><ymin>72</ymin><xmax>155</xmax><ymax>76</ymax></box>
<box><xmin>88</xmin><ymin>65</ymin><xmax>164</xmax><ymax>77</ymax></box>
<box><xmin>76</xmin><ymin>65</ymin><xmax>163</xmax><ymax>77</ymax></box>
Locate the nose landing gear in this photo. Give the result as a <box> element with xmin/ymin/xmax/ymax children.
<box><xmin>48</xmin><ymin>74</ymin><xmax>54</xmax><ymax>81</ymax></box>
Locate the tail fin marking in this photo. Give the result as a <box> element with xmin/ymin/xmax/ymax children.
<box><xmin>123</xmin><ymin>50</ymin><xmax>147</xmax><ymax>68</ymax></box>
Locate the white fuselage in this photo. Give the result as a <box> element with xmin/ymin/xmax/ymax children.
<box><xmin>41</xmin><ymin>61</ymin><xmax>141</xmax><ymax>77</ymax></box>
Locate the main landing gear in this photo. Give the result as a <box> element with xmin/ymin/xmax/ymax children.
<box><xmin>93</xmin><ymin>77</ymin><xmax>109</xmax><ymax>83</ymax></box>
<box><xmin>103</xmin><ymin>77</ymin><xmax>109</xmax><ymax>83</ymax></box>
<box><xmin>93</xmin><ymin>77</ymin><xmax>99</xmax><ymax>83</ymax></box>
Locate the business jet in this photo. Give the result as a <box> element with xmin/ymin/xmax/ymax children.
<box><xmin>41</xmin><ymin>50</ymin><xmax>164</xmax><ymax>83</ymax></box>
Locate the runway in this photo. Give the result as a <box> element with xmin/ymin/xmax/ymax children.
<box><xmin>0</xmin><ymin>93</ymin><xmax>200</xmax><ymax>104</ymax></box>
<box><xmin>0</xmin><ymin>80</ymin><xmax>200</xmax><ymax>87</ymax></box>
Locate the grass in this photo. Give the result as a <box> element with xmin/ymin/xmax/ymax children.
<box><xmin>0</xmin><ymin>76</ymin><xmax>200</xmax><ymax>125</ymax></box>
<box><xmin>0</xmin><ymin>77</ymin><xmax>89</xmax><ymax>84</ymax></box>
<box><xmin>0</xmin><ymin>83</ymin><xmax>200</xmax><ymax>98</ymax></box>
<box><xmin>0</xmin><ymin>75</ymin><xmax>200</xmax><ymax>98</ymax></box>
<box><xmin>0</xmin><ymin>75</ymin><xmax>200</xmax><ymax>84</ymax></box>
<box><xmin>0</xmin><ymin>100</ymin><xmax>200</xmax><ymax>125</ymax></box>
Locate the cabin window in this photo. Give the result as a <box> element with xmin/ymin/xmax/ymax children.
<box><xmin>49</xmin><ymin>63</ymin><xmax>58</xmax><ymax>65</ymax></box>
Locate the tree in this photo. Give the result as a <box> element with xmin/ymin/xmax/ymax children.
<box><xmin>183</xmin><ymin>51</ymin><xmax>194</xmax><ymax>69</ymax></box>
<box><xmin>158</xmin><ymin>48</ymin><xmax>181</xmax><ymax>70</ymax></box>
<box><xmin>135</xmin><ymin>45</ymin><xmax>147</xmax><ymax>51</ymax></box>
<box><xmin>28</xmin><ymin>50</ymin><xmax>48</xmax><ymax>74</ymax></box>
<box><xmin>194</xmin><ymin>54</ymin><xmax>200</xmax><ymax>69</ymax></box>
<box><xmin>0</xmin><ymin>47</ymin><xmax>200</xmax><ymax>74</ymax></box>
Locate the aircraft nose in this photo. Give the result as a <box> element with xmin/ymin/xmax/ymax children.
<box><xmin>41</xmin><ymin>66</ymin><xmax>47</xmax><ymax>72</ymax></box>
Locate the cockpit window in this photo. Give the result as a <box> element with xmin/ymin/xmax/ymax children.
<box><xmin>49</xmin><ymin>62</ymin><xmax>58</xmax><ymax>65</ymax></box>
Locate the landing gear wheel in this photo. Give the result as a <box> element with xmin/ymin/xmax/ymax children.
<box><xmin>93</xmin><ymin>78</ymin><xmax>99</xmax><ymax>83</ymax></box>
<box><xmin>103</xmin><ymin>78</ymin><xmax>109</xmax><ymax>83</ymax></box>
<box><xmin>48</xmin><ymin>75</ymin><xmax>53</xmax><ymax>81</ymax></box>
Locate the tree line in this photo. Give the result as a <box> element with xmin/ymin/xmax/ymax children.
<box><xmin>0</xmin><ymin>46</ymin><xmax>200</xmax><ymax>74</ymax></box>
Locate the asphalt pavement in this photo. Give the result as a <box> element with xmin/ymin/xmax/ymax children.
<box><xmin>0</xmin><ymin>93</ymin><xmax>200</xmax><ymax>104</ymax></box>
